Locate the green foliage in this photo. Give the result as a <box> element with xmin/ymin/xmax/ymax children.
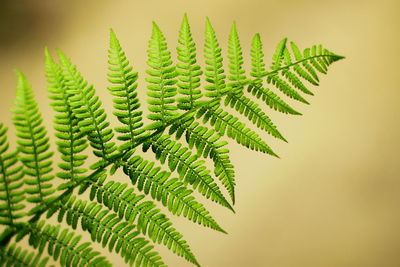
<box><xmin>0</xmin><ymin>124</ymin><xmax>25</xmax><ymax>226</ymax></box>
<box><xmin>0</xmin><ymin>14</ymin><xmax>343</xmax><ymax>267</ymax></box>
<box><xmin>11</xmin><ymin>71</ymin><xmax>56</xmax><ymax>213</ymax></box>
<box><xmin>0</xmin><ymin>243</ymin><xmax>51</xmax><ymax>267</ymax></box>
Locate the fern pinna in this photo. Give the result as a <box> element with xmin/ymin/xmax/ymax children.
<box><xmin>0</xmin><ymin>14</ymin><xmax>344</xmax><ymax>267</ymax></box>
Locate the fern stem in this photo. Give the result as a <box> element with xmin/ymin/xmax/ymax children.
<box><xmin>265</xmin><ymin>54</ymin><xmax>343</xmax><ymax>77</ymax></box>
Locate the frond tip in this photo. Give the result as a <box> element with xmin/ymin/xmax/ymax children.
<box><xmin>108</xmin><ymin>29</ymin><xmax>145</xmax><ymax>151</ymax></box>
<box><xmin>11</xmin><ymin>70</ymin><xmax>55</xmax><ymax>212</ymax></box>
<box><xmin>176</xmin><ymin>14</ymin><xmax>203</xmax><ymax>110</ymax></box>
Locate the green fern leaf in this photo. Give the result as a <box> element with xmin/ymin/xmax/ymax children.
<box><xmin>226</xmin><ymin>21</ymin><xmax>248</xmax><ymax>91</ymax></box>
<box><xmin>11</xmin><ymin>70</ymin><xmax>55</xmax><ymax>211</ymax></box>
<box><xmin>224</xmin><ymin>23</ymin><xmax>285</xmax><ymax>141</ymax></box>
<box><xmin>250</xmin><ymin>33</ymin><xmax>267</xmax><ymax>79</ymax></box>
<box><xmin>57</xmin><ymin>50</ymin><xmax>118</xmax><ymax>168</ymax></box>
<box><xmin>143</xmin><ymin>134</ymin><xmax>233</xmax><ymax>208</ymax></box>
<box><xmin>54</xmin><ymin>197</ymin><xmax>166</xmax><ymax>267</ymax></box>
<box><xmin>282</xmin><ymin>47</ymin><xmax>314</xmax><ymax>95</ymax></box>
<box><xmin>45</xmin><ymin>48</ymin><xmax>89</xmax><ymax>191</ymax></box>
<box><xmin>249</xmin><ymin>34</ymin><xmax>300</xmax><ymax>115</ymax></box>
<box><xmin>268</xmin><ymin>38</ymin><xmax>309</xmax><ymax>104</ymax></box>
<box><xmin>289</xmin><ymin>42</ymin><xmax>319</xmax><ymax>85</ymax></box>
<box><xmin>20</xmin><ymin>220</ymin><xmax>111</xmax><ymax>267</ymax></box>
<box><xmin>0</xmin><ymin>16</ymin><xmax>345</xmax><ymax>267</ymax></box>
<box><xmin>169</xmin><ymin>118</ymin><xmax>236</xmax><ymax>204</ymax></box>
<box><xmin>108</xmin><ymin>29</ymin><xmax>146</xmax><ymax>151</ymax></box>
<box><xmin>121</xmin><ymin>155</ymin><xmax>227</xmax><ymax>232</ymax></box>
<box><xmin>85</xmin><ymin>174</ymin><xmax>200</xmax><ymax>266</ymax></box>
<box><xmin>146</xmin><ymin>22</ymin><xmax>179</xmax><ymax>130</ymax></box>
<box><xmin>266</xmin><ymin>41</ymin><xmax>344</xmax><ymax>108</ymax></box>
<box><xmin>247</xmin><ymin>83</ymin><xmax>301</xmax><ymax>115</ymax></box>
<box><xmin>176</xmin><ymin>14</ymin><xmax>204</xmax><ymax>110</ymax></box>
<box><xmin>204</xmin><ymin>17</ymin><xmax>228</xmax><ymax>98</ymax></box>
<box><xmin>0</xmin><ymin>123</ymin><xmax>26</xmax><ymax>226</ymax></box>
<box><xmin>197</xmin><ymin>101</ymin><xmax>278</xmax><ymax>157</ymax></box>
<box><xmin>0</xmin><ymin>243</ymin><xmax>51</xmax><ymax>267</ymax></box>
<box><xmin>225</xmin><ymin>91</ymin><xmax>286</xmax><ymax>141</ymax></box>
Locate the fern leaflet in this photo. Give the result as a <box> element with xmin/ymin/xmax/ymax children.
<box><xmin>0</xmin><ymin>124</ymin><xmax>25</xmax><ymax>227</ymax></box>
<box><xmin>11</xmin><ymin>71</ymin><xmax>55</xmax><ymax>213</ymax></box>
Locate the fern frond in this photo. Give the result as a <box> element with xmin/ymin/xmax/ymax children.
<box><xmin>224</xmin><ymin>91</ymin><xmax>286</xmax><ymax>141</ymax></box>
<box><xmin>108</xmin><ymin>29</ymin><xmax>146</xmax><ymax>151</ymax></box>
<box><xmin>121</xmin><ymin>154</ymin><xmax>227</xmax><ymax>232</ymax></box>
<box><xmin>289</xmin><ymin>42</ymin><xmax>319</xmax><ymax>86</ymax></box>
<box><xmin>204</xmin><ymin>17</ymin><xmax>228</xmax><ymax>98</ymax></box>
<box><xmin>282</xmin><ymin>47</ymin><xmax>314</xmax><ymax>95</ymax></box>
<box><xmin>19</xmin><ymin>221</ymin><xmax>111</xmax><ymax>267</ymax></box>
<box><xmin>146</xmin><ymin>22</ymin><xmax>179</xmax><ymax>130</ymax></box>
<box><xmin>0</xmin><ymin>123</ymin><xmax>25</xmax><ymax>226</ymax></box>
<box><xmin>249</xmin><ymin>34</ymin><xmax>300</xmax><ymax>115</ymax></box>
<box><xmin>227</xmin><ymin>21</ymin><xmax>248</xmax><ymax>91</ymax></box>
<box><xmin>247</xmin><ymin>83</ymin><xmax>301</xmax><ymax>115</ymax></box>
<box><xmin>0</xmin><ymin>16</ymin><xmax>345</xmax><ymax>267</ymax></box>
<box><xmin>266</xmin><ymin>40</ymin><xmax>344</xmax><ymax>106</ymax></box>
<box><xmin>197</xmin><ymin>101</ymin><xmax>278</xmax><ymax>157</ymax></box>
<box><xmin>169</xmin><ymin>117</ymin><xmax>236</xmax><ymax>204</ymax></box>
<box><xmin>224</xmin><ymin>23</ymin><xmax>285</xmax><ymax>140</ymax></box>
<box><xmin>267</xmin><ymin>38</ymin><xmax>309</xmax><ymax>104</ymax></box>
<box><xmin>270</xmin><ymin>38</ymin><xmax>287</xmax><ymax>71</ymax></box>
<box><xmin>11</xmin><ymin>70</ymin><xmax>55</xmax><ymax>211</ymax></box>
<box><xmin>0</xmin><ymin>243</ymin><xmax>51</xmax><ymax>267</ymax></box>
<box><xmin>45</xmin><ymin>48</ymin><xmax>89</xmax><ymax>190</ymax></box>
<box><xmin>53</xmin><ymin>196</ymin><xmax>166</xmax><ymax>267</ymax></box>
<box><xmin>85</xmin><ymin>174</ymin><xmax>200</xmax><ymax>266</ymax></box>
<box><xmin>176</xmin><ymin>14</ymin><xmax>203</xmax><ymax>111</ymax></box>
<box><xmin>250</xmin><ymin>33</ymin><xmax>266</xmax><ymax>80</ymax></box>
<box><xmin>143</xmin><ymin>134</ymin><xmax>233</xmax><ymax>208</ymax></box>
<box><xmin>57</xmin><ymin>51</ymin><xmax>118</xmax><ymax>165</ymax></box>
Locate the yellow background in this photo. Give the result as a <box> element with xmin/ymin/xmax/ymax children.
<box><xmin>1</xmin><ymin>0</ymin><xmax>399</xmax><ymax>266</ymax></box>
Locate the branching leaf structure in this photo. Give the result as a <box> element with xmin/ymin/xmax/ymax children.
<box><xmin>0</xmin><ymin>14</ymin><xmax>344</xmax><ymax>267</ymax></box>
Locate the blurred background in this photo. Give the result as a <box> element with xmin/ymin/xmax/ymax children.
<box><xmin>1</xmin><ymin>0</ymin><xmax>399</xmax><ymax>266</ymax></box>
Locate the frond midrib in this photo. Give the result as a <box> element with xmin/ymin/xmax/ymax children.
<box><xmin>60</xmin><ymin>203</ymin><xmax>159</xmax><ymax>266</ymax></box>
<box><xmin>87</xmin><ymin>176</ymin><xmax>198</xmax><ymax>264</ymax></box>
<box><xmin>113</xmin><ymin>45</ymin><xmax>137</xmax><ymax>145</ymax></box>
<box><xmin>204</xmin><ymin>104</ymin><xmax>276</xmax><ymax>156</ymax></box>
<box><xmin>63</xmin><ymin>66</ymin><xmax>108</xmax><ymax>159</ymax></box>
<box><xmin>27</xmin><ymin>223</ymin><xmax>93</xmax><ymax>266</ymax></box>
<box><xmin>226</xmin><ymin>91</ymin><xmax>286</xmax><ymax>141</ymax></box>
<box><xmin>266</xmin><ymin>54</ymin><xmax>341</xmax><ymax>77</ymax></box>
<box><xmin>149</xmin><ymin>138</ymin><xmax>231</xmax><ymax>208</ymax></box>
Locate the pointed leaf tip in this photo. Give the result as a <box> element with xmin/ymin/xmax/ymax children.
<box><xmin>109</xmin><ymin>28</ymin><xmax>119</xmax><ymax>48</ymax></box>
<box><xmin>44</xmin><ymin>47</ymin><xmax>55</xmax><ymax>65</ymax></box>
<box><xmin>44</xmin><ymin>46</ymin><xmax>49</xmax><ymax>57</ymax></box>
<box><xmin>231</xmin><ymin>20</ymin><xmax>237</xmax><ymax>29</ymax></box>
<box><xmin>14</xmin><ymin>69</ymin><xmax>28</xmax><ymax>89</ymax></box>
<box><xmin>13</xmin><ymin>68</ymin><xmax>22</xmax><ymax>77</ymax></box>
<box><xmin>56</xmin><ymin>48</ymin><xmax>67</xmax><ymax>61</ymax></box>
<box><xmin>109</xmin><ymin>28</ymin><xmax>116</xmax><ymax>39</ymax></box>
<box><xmin>152</xmin><ymin>21</ymin><xmax>160</xmax><ymax>30</ymax></box>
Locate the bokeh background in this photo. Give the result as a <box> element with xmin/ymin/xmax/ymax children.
<box><xmin>1</xmin><ymin>0</ymin><xmax>399</xmax><ymax>266</ymax></box>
